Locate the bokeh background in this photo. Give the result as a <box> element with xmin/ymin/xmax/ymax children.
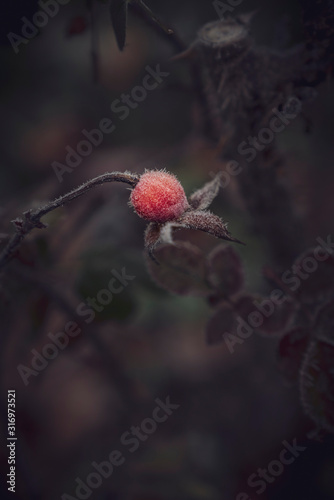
<box><xmin>1</xmin><ymin>0</ymin><xmax>334</xmax><ymax>499</ymax></box>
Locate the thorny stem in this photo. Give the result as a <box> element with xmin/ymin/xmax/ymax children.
<box><xmin>0</xmin><ymin>171</ymin><xmax>140</xmax><ymax>273</ymax></box>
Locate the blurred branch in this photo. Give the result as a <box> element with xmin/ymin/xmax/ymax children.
<box><xmin>129</xmin><ymin>2</ymin><xmax>209</xmax><ymax>137</ymax></box>
<box><xmin>129</xmin><ymin>1</ymin><xmax>183</xmax><ymax>53</ymax></box>
<box><xmin>9</xmin><ymin>264</ymin><xmax>138</xmax><ymax>416</ymax></box>
<box><xmin>131</xmin><ymin>0</ymin><xmax>174</xmax><ymax>37</ymax></box>
<box><xmin>87</xmin><ymin>0</ymin><xmax>99</xmax><ymax>82</ymax></box>
<box><xmin>0</xmin><ymin>171</ymin><xmax>140</xmax><ymax>273</ymax></box>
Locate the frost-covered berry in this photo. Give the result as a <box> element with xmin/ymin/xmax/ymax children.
<box><xmin>130</xmin><ymin>170</ymin><xmax>189</xmax><ymax>223</ymax></box>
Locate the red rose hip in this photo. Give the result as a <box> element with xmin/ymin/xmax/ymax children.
<box><xmin>130</xmin><ymin>170</ymin><xmax>189</xmax><ymax>223</ymax></box>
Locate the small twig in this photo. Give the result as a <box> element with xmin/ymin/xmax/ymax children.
<box><xmin>130</xmin><ymin>0</ymin><xmax>184</xmax><ymax>53</ymax></box>
<box><xmin>0</xmin><ymin>171</ymin><xmax>139</xmax><ymax>273</ymax></box>
<box><xmin>129</xmin><ymin>2</ymin><xmax>209</xmax><ymax>136</ymax></box>
<box><xmin>131</xmin><ymin>0</ymin><xmax>175</xmax><ymax>38</ymax></box>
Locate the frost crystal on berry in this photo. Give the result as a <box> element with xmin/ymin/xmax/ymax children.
<box><xmin>130</xmin><ymin>170</ymin><xmax>189</xmax><ymax>223</ymax></box>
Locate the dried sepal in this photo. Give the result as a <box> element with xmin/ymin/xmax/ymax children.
<box><xmin>145</xmin><ymin>211</ymin><xmax>243</xmax><ymax>263</ymax></box>
<box><xmin>177</xmin><ymin>210</ymin><xmax>244</xmax><ymax>245</ymax></box>
<box><xmin>144</xmin><ymin>222</ymin><xmax>162</xmax><ymax>262</ymax></box>
<box><xmin>144</xmin><ymin>221</ymin><xmax>184</xmax><ymax>263</ymax></box>
<box><xmin>189</xmin><ymin>172</ymin><xmax>223</xmax><ymax>210</ymax></box>
<box><xmin>159</xmin><ymin>221</ymin><xmax>182</xmax><ymax>245</ymax></box>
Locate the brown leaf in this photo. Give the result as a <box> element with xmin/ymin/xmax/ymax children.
<box><xmin>206</xmin><ymin>244</ymin><xmax>244</xmax><ymax>297</ymax></box>
<box><xmin>294</xmin><ymin>248</ymin><xmax>334</xmax><ymax>305</ymax></box>
<box><xmin>235</xmin><ymin>293</ymin><xmax>294</xmax><ymax>336</ymax></box>
<box><xmin>206</xmin><ymin>303</ymin><xmax>235</xmax><ymax>345</ymax></box>
<box><xmin>300</xmin><ymin>340</ymin><xmax>334</xmax><ymax>433</ymax></box>
<box><xmin>146</xmin><ymin>242</ymin><xmax>210</xmax><ymax>296</ymax></box>
<box><xmin>314</xmin><ymin>301</ymin><xmax>334</xmax><ymax>346</ymax></box>
<box><xmin>278</xmin><ymin>328</ymin><xmax>310</xmax><ymax>380</ymax></box>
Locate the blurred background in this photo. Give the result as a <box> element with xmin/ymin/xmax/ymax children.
<box><xmin>1</xmin><ymin>0</ymin><xmax>334</xmax><ymax>499</ymax></box>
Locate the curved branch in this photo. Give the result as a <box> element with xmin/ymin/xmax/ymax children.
<box><xmin>0</xmin><ymin>171</ymin><xmax>140</xmax><ymax>273</ymax></box>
